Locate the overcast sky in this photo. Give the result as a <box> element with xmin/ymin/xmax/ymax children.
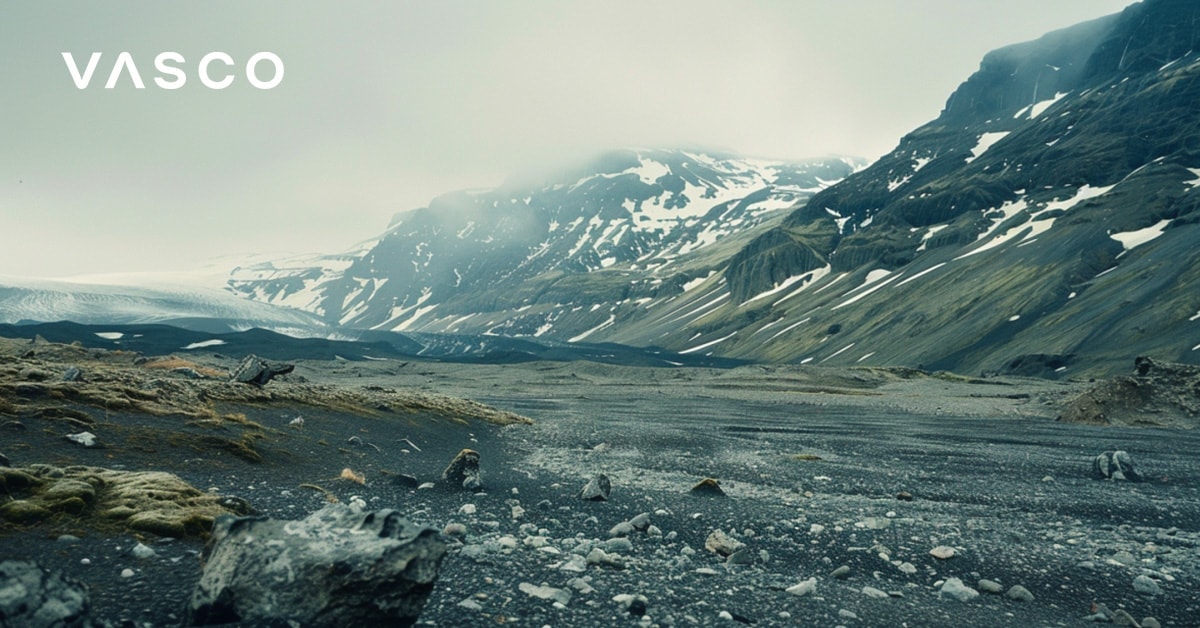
<box><xmin>1</xmin><ymin>0</ymin><xmax>1134</xmax><ymax>278</ymax></box>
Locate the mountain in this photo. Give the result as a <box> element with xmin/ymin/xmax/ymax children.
<box><xmin>227</xmin><ymin>149</ymin><xmax>864</xmax><ymax>337</ymax></box>
<box><xmin>602</xmin><ymin>0</ymin><xmax>1200</xmax><ymax>378</ymax></box>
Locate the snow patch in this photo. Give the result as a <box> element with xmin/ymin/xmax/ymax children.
<box><xmin>680</xmin><ymin>331</ymin><xmax>737</xmax><ymax>355</ymax></box>
<box><xmin>94</xmin><ymin>332</ymin><xmax>124</xmax><ymax>340</ymax></box>
<box><xmin>965</xmin><ymin>132</ymin><xmax>1009</xmax><ymax>163</ymax></box>
<box><xmin>1111</xmin><ymin>219</ymin><xmax>1170</xmax><ymax>250</ymax></box>
<box><xmin>182</xmin><ymin>339</ymin><xmax>226</xmax><ymax>350</ymax></box>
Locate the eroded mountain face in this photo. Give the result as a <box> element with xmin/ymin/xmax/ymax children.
<box><xmin>226</xmin><ymin>150</ymin><xmax>862</xmax><ymax>338</ymax></box>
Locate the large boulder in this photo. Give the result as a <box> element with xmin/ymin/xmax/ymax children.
<box><xmin>229</xmin><ymin>354</ymin><xmax>294</xmax><ymax>387</ymax></box>
<box><xmin>188</xmin><ymin>504</ymin><xmax>447</xmax><ymax>627</ymax></box>
<box><xmin>1093</xmin><ymin>450</ymin><xmax>1141</xmax><ymax>482</ymax></box>
<box><xmin>441</xmin><ymin>448</ymin><xmax>483</xmax><ymax>491</ymax></box>
<box><xmin>0</xmin><ymin>561</ymin><xmax>94</xmax><ymax>628</ymax></box>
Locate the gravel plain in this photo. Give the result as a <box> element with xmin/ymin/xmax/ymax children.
<box><xmin>3</xmin><ymin>357</ymin><xmax>1199</xmax><ymax>627</ymax></box>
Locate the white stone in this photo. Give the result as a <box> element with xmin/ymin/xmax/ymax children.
<box><xmin>786</xmin><ymin>577</ymin><xmax>817</xmax><ymax>597</ymax></box>
<box><xmin>939</xmin><ymin>577</ymin><xmax>979</xmax><ymax>602</ymax></box>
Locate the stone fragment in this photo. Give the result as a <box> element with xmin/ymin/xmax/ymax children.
<box><xmin>977</xmin><ymin>579</ymin><xmax>1003</xmax><ymax>594</ymax></box>
<box><xmin>579</xmin><ymin>474</ymin><xmax>611</xmax><ymax>501</ymax></box>
<box><xmin>229</xmin><ymin>354</ymin><xmax>294</xmax><ymax>387</ymax></box>
<box><xmin>1093</xmin><ymin>450</ymin><xmax>1141</xmax><ymax>482</ymax></box>
<box><xmin>929</xmin><ymin>545</ymin><xmax>956</xmax><ymax>559</ymax></box>
<box><xmin>830</xmin><ymin>565</ymin><xmax>851</xmax><ymax>579</ymax></box>
<box><xmin>690</xmin><ymin>478</ymin><xmax>725</xmax><ymax>496</ymax></box>
<box><xmin>188</xmin><ymin>505</ymin><xmax>446</xmax><ymax>627</ymax></box>
<box><xmin>704</xmin><ymin>529</ymin><xmax>745</xmax><ymax>557</ymax></box>
<box><xmin>64</xmin><ymin>432</ymin><xmax>97</xmax><ymax>448</ymax></box>
<box><xmin>785</xmin><ymin>578</ymin><xmax>817</xmax><ymax>597</ymax></box>
<box><xmin>862</xmin><ymin>586</ymin><xmax>889</xmax><ymax>599</ymax></box>
<box><xmin>441</xmin><ymin>449</ymin><xmax>483</xmax><ymax>491</ymax></box>
<box><xmin>0</xmin><ymin>560</ymin><xmax>93</xmax><ymax>628</ymax></box>
<box><xmin>519</xmin><ymin>582</ymin><xmax>571</xmax><ymax>606</ymax></box>
<box><xmin>938</xmin><ymin>577</ymin><xmax>979</xmax><ymax>602</ymax></box>
<box><xmin>1133</xmin><ymin>574</ymin><xmax>1162</xmax><ymax>595</ymax></box>
<box><xmin>1005</xmin><ymin>584</ymin><xmax>1034</xmax><ymax>602</ymax></box>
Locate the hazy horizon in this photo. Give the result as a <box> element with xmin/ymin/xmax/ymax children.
<box><xmin>2</xmin><ymin>1</ymin><xmax>1134</xmax><ymax>279</ymax></box>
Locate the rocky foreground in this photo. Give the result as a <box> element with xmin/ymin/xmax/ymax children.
<box><xmin>1</xmin><ymin>336</ymin><xmax>1198</xmax><ymax>626</ymax></box>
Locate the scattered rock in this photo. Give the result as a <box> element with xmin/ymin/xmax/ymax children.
<box><xmin>189</xmin><ymin>504</ymin><xmax>447</xmax><ymax>626</ymax></box>
<box><xmin>229</xmin><ymin>354</ymin><xmax>295</xmax><ymax>387</ymax></box>
<box><xmin>895</xmin><ymin>491</ymin><xmax>913</xmax><ymax>501</ymax></box>
<box><xmin>785</xmin><ymin>578</ymin><xmax>817</xmax><ymax>597</ymax></box>
<box><xmin>939</xmin><ymin>577</ymin><xmax>979</xmax><ymax>602</ymax></box>
<box><xmin>130</xmin><ymin>543</ymin><xmax>157</xmax><ymax>560</ymax></box>
<box><xmin>1141</xmin><ymin>617</ymin><xmax>1162</xmax><ymax>628</ymax></box>
<box><xmin>586</xmin><ymin>548</ymin><xmax>625</xmax><ymax>569</ymax></box>
<box><xmin>1133</xmin><ymin>574</ymin><xmax>1162</xmax><ymax>596</ymax></box>
<box><xmin>690</xmin><ymin>478</ymin><xmax>726</xmax><ymax>496</ymax></box>
<box><xmin>1005</xmin><ymin>584</ymin><xmax>1034</xmax><ymax>602</ymax></box>
<box><xmin>171</xmin><ymin>367</ymin><xmax>205</xmax><ymax>379</ymax></box>
<box><xmin>1093</xmin><ymin>450</ymin><xmax>1142</xmax><ymax>482</ymax></box>
<box><xmin>929</xmin><ymin>545</ymin><xmax>957</xmax><ymax>559</ymax></box>
<box><xmin>613</xmin><ymin>593</ymin><xmax>648</xmax><ymax>617</ymax></box>
<box><xmin>0</xmin><ymin>560</ymin><xmax>93</xmax><ymax>628</ymax></box>
<box><xmin>441</xmin><ymin>449</ymin><xmax>483</xmax><ymax>491</ymax></box>
<box><xmin>64</xmin><ymin>432</ymin><xmax>97</xmax><ymax>448</ymax></box>
<box><xmin>61</xmin><ymin>367</ymin><xmax>85</xmax><ymax>382</ymax></box>
<box><xmin>726</xmin><ymin>547</ymin><xmax>756</xmax><ymax>565</ymax></box>
<box><xmin>831</xmin><ymin>565</ymin><xmax>852</xmax><ymax>579</ymax></box>
<box><xmin>1111</xmin><ymin>609</ymin><xmax>1140</xmax><ymax>626</ymax></box>
<box><xmin>862</xmin><ymin>586</ymin><xmax>889</xmax><ymax>599</ymax></box>
<box><xmin>704</xmin><ymin>529</ymin><xmax>745</xmax><ymax>557</ymax></box>
<box><xmin>579</xmin><ymin>474</ymin><xmax>612</xmax><ymax>501</ymax></box>
<box><xmin>977</xmin><ymin>579</ymin><xmax>1003</xmax><ymax>594</ymax></box>
<box><xmin>519</xmin><ymin>582</ymin><xmax>571</xmax><ymax>606</ymax></box>
<box><xmin>609</xmin><ymin>521</ymin><xmax>635</xmax><ymax>537</ymax></box>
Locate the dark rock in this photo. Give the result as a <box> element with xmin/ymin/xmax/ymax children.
<box><xmin>216</xmin><ymin>496</ymin><xmax>259</xmax><ymax>517</ymax></box>
<box><xmin>579</xmin><ymin>474</ymin><xmax>612</xmax><ymax>501</ymax></box>
<box><xmin>896</xmin><ymin>491</ymin><xmax>914</xmax><ymax>501</ymax></box>
<box><xmin>392</xmin><ymin>473</ymin><xmax>422</xmax><ymax>489</ymax></box>
<box><xmin>726</xmin><ymin>547</ymin><xmax>756</xmax><ymax>565</ymax></box>
<box><xmin>1093</xmin><ymin>450</ymin><xmax>1141</xmax><ymax>482</ymax></box>
<box><xmin>0</xmin><ymin>453</ymin><xmax>9</xmax><ymax>467</ymax></box>
<box><xmin>61</xmin><ymin>367</ymin><xmax>85</xmax><ymax>382</ymax></box>
<box><xmin>229</xmin><ymin>354</ymin><xmax>295</xmax><ymax>387</ymax></box>
<box><xmin>188</xmin><ymin>505</ymin><xmax>447</xmax><ymax>627</ymax></box>
<box><xmin>441</xmin><ymin>449</ymin><xmax>483</xmax><ymax>491</ymax></box>
<box><xmin>690</xmin><ymin>478</ymin><xmax>726</xmax><ymax>496</ymax></box>
<box><xmin>0</xmin><ymin>560</ymin><xmax>93</xmax><ymax>628</ymax></box>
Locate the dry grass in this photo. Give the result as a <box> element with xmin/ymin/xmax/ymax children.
<box><xmin>141</xmin><ymin>357</ymin><xmax>226</xmax><ymax>379</ymax></box>
<box><xmin>339</xmin><ymin>468</ymin><xmax>366</xmax><ymax>484</ymax></box>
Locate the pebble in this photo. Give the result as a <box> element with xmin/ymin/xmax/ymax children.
<box><xmin>458</xmin><ymin>598</ymin><xmax>484</xmax><ymax>611</ymax></box>
<box><xmin>130</xmin><ymin>543</ymin><xmax>157</xmax><ymax>559</ymax></box>
<box><xmin>57</xmin><ymin>535</ymin><xmax>81</xmax><ymax>544</ymax></box>
<box><xmin>518</xmin><ymin>582</ymin><xmax>571</xmax><ymax>606</ymax></box>
<box><xmin>559</xmin><ymin>555</ymin><xmax>587</xmax><ymax>572</ymax></box>
<box><xmin>839</xmin><ymin>609</ymin><xmax>858</xmax><ymax>620</ymax></box>
<box><xmin>1005</xmin><ymin>585</ymin><xmax>1034</xmax><ymax>602</ymax></box>
<box><xmin>1141</xmin><ymin>617</ymin><xmax>1162</xmax><ymax>628</ymax></box>
<box><xmin>629</xmin><ymin>513</ymin><xmax>651</xmax><ymax>530</ymax></box>
<box><xmin>809</xmin><ymin>523</ymin><xmax>825</xmax><ymax>535</ymax></box>
<box><xmin>1133</xmin><ymin>574</ymin><xmax>1162</xmax><ymax>596</ymax></box>
<box><xmin>929</xmin><ymin>545</ymin><xmax>956</xmax><ymax>559</ymax></box>
<box><xmin>1112</xmin><ymin>610</ymin><xmax>1139</xmax><ymax>626</ymax></box>
<box><xmin>862</xmin><ymin>586</ymin><xmax>889</xmax><ymax>599</ymax></box>
<box><xmin>785</xmin><ymin>578</ymin><xmax>817</xmax><ymax>597</ymax></box>
<box><xmin>938</xmin><ymin>577</ymin><xmax>979</xmax><ymax>602</ymax></box>
<box><xmin>120</xmin><ymin>568</ymin><xmax>135</xmax><ymax>579</ymax></box>
<box><xmin>976</xmin><ymin>579</ymin><xmax>1003</xmax><ymax>594</ymax></box>
<box><xmin>897</xmin><ymin>562</ymin><xmax>917</xmax><ymax>575</ymax></box>
<box><xmin>458</xmin><ymin>503</ymin><xmax>477</xmax><ymax>515</ymax></box>
<box><xmin>443</xmin><ymin>523</ymin><xmax>467</xmax><ymax>536</ymax></box>
<box><xmin>718</xmin><ymin>610</ymin><xmax>734</xmax><ymax>621</ymax></box>
<box><xmin>831</xmin><ymin>565</ymin><xmax>852</xmax><ymax>579</ymax></box>
<box><xmin>605</xmin><ymin>538</ymin><xmax>633</xmax><ymax>554</ymax></box>
<box><xmin>417</xmin><ymin>482</ymin><xmax>436</xmax><ymax>490</ymax></box>
<box><xmin>610</xmin><ymin>522</ymin><xmax>635</xmax><ymax>537</ymax></box>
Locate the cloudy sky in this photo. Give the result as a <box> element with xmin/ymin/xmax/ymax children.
<box><xmin>1</xmin><ymin>0</ymin><xmax>1133</xmax><ymax>278</ymax></box>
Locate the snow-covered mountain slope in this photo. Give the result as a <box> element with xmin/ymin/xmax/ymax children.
<box><xmin>0</xmin><ymin>273</ymin><xmax>326</xmax><ymax>334</ymax></box>
<box><xmin>228</xmin><ymin>149</ymin><xmax>863</xmax><ymax>335</ymax></box>
<box><xmin>633</xmin><ymin>0</ymin><xmax>1200</xmax><ymax>377</ymax></box>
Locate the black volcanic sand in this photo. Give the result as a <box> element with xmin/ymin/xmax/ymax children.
<box><xmin>3</xmin><ymin>357</ymin><xmax>1200</xmax><ymax>627</ymax></box>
